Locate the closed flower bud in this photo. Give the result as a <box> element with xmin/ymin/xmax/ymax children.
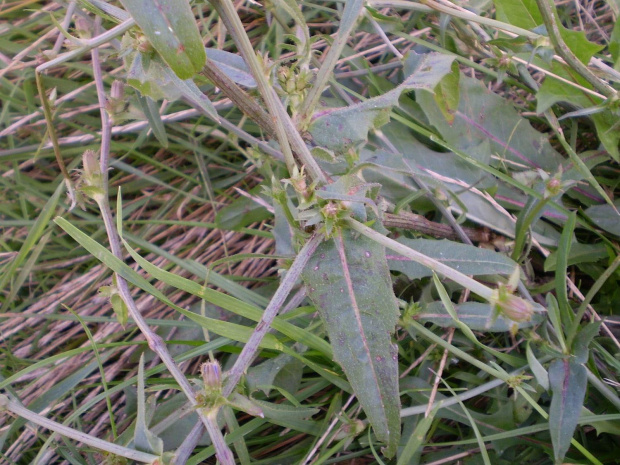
<box><xmin>110</xmin><ymin>80</ymin><xmax>125</xmax><ymax>101</ymax></box>
<box><xmin>545</xmin><ymin>177</ymin><xmax>562</xmax><ymax>198</ymax></box>
<box><xmin>82</xmin><ymin>150</ymin><xmax>100</xmax><ymax>180</ymax></box>
<box><xmin>493</xmin><ymin>290</ymin><xmax>533</xmax><ymax>323</ymax></box>
<box><xmin>80</xmin><ymin>150</ymin><xmax>105</xmax><ymax>202</ymax></box>
<box><xmin>201</xmin><ymin>361</ymin><xmax>222</xmax><ymax>390</ymax></box>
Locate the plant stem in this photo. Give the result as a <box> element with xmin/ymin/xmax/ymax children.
<box><xmin>347</xmin><ymin>219</ymin><xmax>495</xmax><ymax>300</ymax></box>
<box><xmin>299</xmin><ymin>0</ymin><xmax>366</xmax><ymax>122</ymax></box>
<box><xmin>90</xmin><ymin>29</ymin><xmax>234</xmax><ymax>465</ymax></box>
<box><xmin>222</xmin><ymin>233</ymin><xmax>322</xmax><ymax>397</ymax></box>
<box><xmin>35</xmin><ymin>72</ymin><xmax>76</xmax><ymax>209</ymax></box>
<box><xmin>209</xmin><ymin>0</ymin><xmax>328</xmax><ymax>183</ymax></box>
<box><xmin>200</xmin><ymin>60</ymin><xmax>276</xmax><ymax>138</ymax></box>
<box><xmin>372</xmin><ymin>0</ymin><xmax>539</xmax><ymax>39</ymax></box>
<box><xmin>0</xmin><ymin>395</ymin><xmax>158</xmax><ymax>463</ymax></box>
<box><xmin>534</xmin><ymin>0</ymin><xmax>617</xmax><ymax>99</ymax></box>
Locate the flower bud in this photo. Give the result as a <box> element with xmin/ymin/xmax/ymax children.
<box><xmin>201</xmin><ymin>361</ymin><xmax>222</xmax><ymax>390</ymax></box>
<box><xmin>322</xmin><ymin>202</ymin><xmax>339</xmax><ymax>219</ymax></box>
<box><xmin>492</xmin><ymin>288</ymin><xmax>533</xmax><ymax>323</ymax></box>
<box><xmin>111</xmin><ymin>80</ymin><xmax>125</xmax><ymax>101</ymax></box>
<box><xmin>136</xmin><ymin>35</ymin><xmax>152</xmax><ymax>54</ymax></box>
<box><xmin>82</xmin><ymin>150</ymin><xmax>101</xmax><ymax>180</ymax></box>
<box><xmin>544</xmin><ymin>177</ymin><xmax>562</xmax><ymax>198</ymax></box>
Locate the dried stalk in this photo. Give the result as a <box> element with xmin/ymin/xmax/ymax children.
<box><xmin>382</xmin><ymin>212</ymin><xmax>491</xmax><ymax>243</ymax></box>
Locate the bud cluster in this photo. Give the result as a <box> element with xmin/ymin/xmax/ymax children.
<box><xmin>277</xmin><ymin>66</ymin><xmax>312</xmax><ymax>116</ymax></box>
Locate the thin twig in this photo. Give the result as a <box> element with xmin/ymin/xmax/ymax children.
<box><xmin>90</xmin><ymin>20</ymin><xmax>234</xmax><ymax>465</ymax></box>
<box><xmin>0</xmin><ymin>395</ymin><xmax>158</xmax><ymax>464</ymax></box>
<box><xmin>300</xmin><ymin>0</ymin><xmax>366</xmax><ymax>122</ymax></box>
<box><xmin>382</xmin><ymin>212</ymin><xmax>490</xmax><ymax>242</ymax></box>
<box><xmin>222</xmin><ymin>233</ymin><xmax>322</xmax><ymax>397</ymax></box>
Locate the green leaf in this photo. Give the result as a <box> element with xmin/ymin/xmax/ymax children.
<box><xmin>124</xmin><ymin>51</ymin><xmax>218</xmax><ymax>120</ymax></box>
<box><xmin>133</xmin><ymin>355</ymin><xmax>164</xmax><ymax>455</ymax></box>
<box><xmin>546</xmin><ymin>293</ymin><xmax>567</xmax><ymax>353</ymax></box>
<box><xmin>548</xmin><ymin>358</ymin><xmax>587</xmax><ymax>463</ymax></box>
<box><xmin>396</xmin><ymin>410</ymin><xmax>436</xmax><ymax>465</ymax></box>
<box><xmin>610</xmin><ymin>22</ymin><xmax>620</xmax><ymax>65</ymax></box>
<box><xmin>433</xmin><ymin>61</ymin><xmax>460</xmax><ymax>124</ymax></box>
<box><xmin>110</xmin><ymin>293</ymin><xmax>128</xmax><ymax>327</ymax></box>
<box><xmin>302</xmin><ymin>228</ymin><xmax>401</xmax><ymax>457</ymax></box>
<box><xmin>119</xmin><ymin>0</ymin><xmax>206</xmax><ymax>79</ymax></box>
<box><xmin>544</xmin><ymin>242</ymin><xmax>609</xmax><ymax>272</ymax></box>
<box><xmin>417</xmin><ymin>76</ymin><xmax>565</xmax><ymax>171</ymax></box>
<box><xmin>418</xmin><ymin>301</ymin><xmax>544</xmax><ymax>331</ymax></box>
<box><xmin>135</xmin><ymin>94</ymin><xmax>168</xmax><ymax>148</ymax></box>
<box><xmin>572</xmin><ymin>321</ymin><xmax>601</xmax><ymax>364</ymax></box>
<box><xmin>309</xmin><ymin>52</ymin><xmax>454</xmax><ymax>151</ymax></box>
<box><xmin>246</xmin><ymin>353</ymin><xmax>304</xmax><ymax>396</ymax></box>
<box><xmin>492</xmin><ymin>0</ymin><xmax>542</xmax><ymax>29</ymax></box>
<box><xmin>585</xmin><ymin>201</ymin><xmax>620</xmax><ymax>236</ymax></box>
<box><xmin>537</xmin><ymin>62</ymin><xmax>619</xmax><ymax>162</ymax></box>
<box><xmin>526</xmin><ymin>342</ymin><xmax>549</xmax><ymax>390</ymax></box>
<box><xmin>0</xmin><ymin>182</ymin><xmax>63</xmax><ymax>299</ymax></box>
<box><xmin>558</xmin><ymin>27</ymin><xmax>604</xmax><ymax>65</ymax></box>
<box><xmin>555</xmin><ymin>211</ymin><xmax>576</xmax><ymax>328</ymax></box>
<box><xmin>388</xmin><ymin>238</ymin><xmax>518</xmax><ymax>279</ymax></box>
<box><xmin>250</xmin><ymin>399</ymin><xmax>319</xmax><ymax>421</ymax></box>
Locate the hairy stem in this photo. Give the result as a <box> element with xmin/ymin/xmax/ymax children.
<box><xmin>209</xmin><ymin>0</ymin><xmax>326</xmax><ymax>181</ymax></box>
<box><xmin>299</xmin><ymin>0</ymin><xmax>366</xmax><ymax>121</ymax></box>
<box><xmin>90</xmin><ymin>29</ymin><xmax>234</xmax><ymax>465</ymax></box>
<box><xmin>200</xmin><ymin>59</ymin><xmax>276</xmax><ymax>137</ymax></box>
<box><xmin>222</xmin><ymin>233</ymin><xmax>322</xmax><ymax>396</ymax></box>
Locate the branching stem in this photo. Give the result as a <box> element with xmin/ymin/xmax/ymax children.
<box><xmin>90</xmin><ymin>23</ymin><xmax>234</xmax><ymax>465</ymax></box>
<box><xmin>209</xmin><ymin>0</ymin><xmax>326</xmax><ymax>183</ymax></box>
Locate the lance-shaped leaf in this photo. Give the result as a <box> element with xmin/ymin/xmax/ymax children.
<box><xmin>302</xmin><ymin>228</ymin><xmax>401</xmax><ymax>457</ymax></box>
<box><xmin>388</xmin><ymin>238</ymin><xmax>518</xmax><ymax>279</ymax></box>
<box><xmin>548</xmin><ymin>358</ymin><xmax>587</xmax><ymax>463</ymax></box>
<box><xmin>418</xmin><ymin>301</ymin><xmax>544</xmax><ymax>331</ymax></box>
<box><xmin>309</xmin><ymin>52</ymin><xmax>454</xmax><ymax>151</ymax></box>
<box><xmin>119</xmin><ymin>0</ymin><xmax>206</xmax><ymax>79</ymax></box>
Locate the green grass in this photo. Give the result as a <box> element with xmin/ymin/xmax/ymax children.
<box><xmin>1</xmin><ymin>0</ymin><xmax>619</xmax><ymax>464</ymax></box>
